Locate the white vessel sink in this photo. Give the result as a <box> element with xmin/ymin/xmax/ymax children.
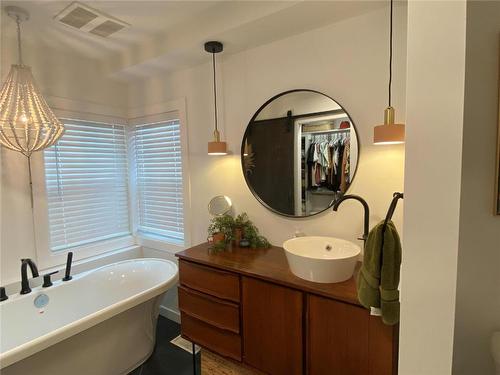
<box><xmin>283</xmin><ymin>236</ymin><xmax>361</xmax><ymax>283</ymax></box>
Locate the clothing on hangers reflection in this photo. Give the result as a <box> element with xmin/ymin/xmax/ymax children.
<box><xmin>306</xmin><ymin>130</ymin><xmax>351</xmax><ymax>193</ymax></box>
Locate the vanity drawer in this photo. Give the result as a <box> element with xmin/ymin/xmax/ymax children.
<box><xmin>178</xmin><ymin>286</ymin><xmax>240</xmax><ymax>333</ymax></box>
<box><xmin>179</xmin><ymin>260</ymin><xmax>240</xmax><ymax>302</ymax></box>
<box><xmin>181</xmin><ymin>313</ymin><xmax>242</xmax><ymax>361</ymax></box>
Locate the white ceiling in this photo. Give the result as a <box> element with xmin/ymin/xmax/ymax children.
<box><xmin>1</xmin><ymin>1</ymin><xmax>223</xmax><ymax>56</ymax></box>
<box><xmin>1</xmin><ymin>0</ymin><xmax>387</xmax><ymax>81</ymax></box>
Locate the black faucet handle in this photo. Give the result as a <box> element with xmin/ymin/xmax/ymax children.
<box><xmin>62</xmin><ymin>252</ymin><xmax>73</xmax><ymax>281</ymax></box>
<box><xmin>42</xmin><ymin>271</ymin><xmax>58</xmax><ymax>288</ymax></box>
<box><xmin>0</xmin><ymin>287</ymin><xmax>7</xmax><ymax>302</ymax></box>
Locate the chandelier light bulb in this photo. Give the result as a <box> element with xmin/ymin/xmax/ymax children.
<box><xmin>18</xmin><ymin>114</ymin><xmax>28</xmax><ymax>124</ymax></box>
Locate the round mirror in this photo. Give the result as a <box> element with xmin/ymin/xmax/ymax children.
<box><xmin>241</xmin><ymin>89</ymin><xmax>359</xmax><ymax>217</ymax></box>
<box><xmin>208</xmin><ymin>195</ymin><xmax>233</xmax><ymax>216</ymax></box>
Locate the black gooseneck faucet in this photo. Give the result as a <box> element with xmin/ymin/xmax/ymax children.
<box><xmin>332</xmin><ymin>194</ymin><xmax>370</xmax><ymax>246</ymax></box>
<box><xmin>20</xmin><ymin>258</ymin><xmax>39</xmax><ymax>295</ymax></box>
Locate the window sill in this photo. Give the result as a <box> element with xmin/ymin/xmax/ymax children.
<box><xmin>43</xmin><ymin>244</ymin><xmax>142</xmax><ymax>276</ymax></box>
<box><xmin>136</xmin><ymin>234</ymin><xmax>186</xmax><ymax>254</ymax></box>
<box><xmin>36</xmin><ymin>235</ymin><xmax>136</xmax><ymax>270</ymax></box>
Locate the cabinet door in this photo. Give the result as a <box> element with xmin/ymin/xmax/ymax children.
<box><xmin>307</xmin><ymin>294</ymin><xmax>397</xmax><ymax>375</ymax></box>
<box><xmin>242</xmin><ymin>277</ymin><xmax>303</xmax><ymax>375</ymax></box>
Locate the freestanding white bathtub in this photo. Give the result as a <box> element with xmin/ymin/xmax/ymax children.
<box><xmin>0</xmin><ymin>258</ymin><xmax>178</xmax><ymax>375</ymax></box>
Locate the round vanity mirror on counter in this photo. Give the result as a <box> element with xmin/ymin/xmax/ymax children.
<box><xmin>241</xmin><ymin>89</ymin><xmax>359</xmax><ymax>217</ymax></box>
<box><xmin>208</xmin><ymin>195</ymin><xmax>233</xmax><ymax>216</ymax></box>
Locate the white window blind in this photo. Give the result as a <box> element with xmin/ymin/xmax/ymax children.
<box><xmin>134</xmin><ymin>120</ymin><xmax>184</xmax><ymax>244</ymax></box>
<box><xmin>44</xmin><ymin>120</ymin><xmax>130</xmax><ymax>252</ymax></box>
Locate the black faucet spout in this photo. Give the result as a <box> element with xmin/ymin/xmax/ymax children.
<box><xmin>332</xmin><ymin>194</ymin><xmax>370</xmax><ymax>245</ymax></box>
<box><xmin>20</xmin><ymin>258</ymin><xmax>39</xmax><ymax>295</ymax></box>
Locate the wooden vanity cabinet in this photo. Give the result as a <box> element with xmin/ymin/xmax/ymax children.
<box><xmin>307</xmin><ymin>295</ymin><xmax>397</xmax><ymax>375</ymax></box>
<box><xmin>242</xmin><ymin>277</ymin><xmax>303</xmax><ymax>375</ymax></box>
<box><xmin>176</xmin><ymin>244</ymin><xmax>398</xmax><ymax>375</ymax></box>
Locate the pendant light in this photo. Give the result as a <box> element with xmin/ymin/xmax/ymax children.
<box><xmin>205</xmin><ymin>41</ymin><xmax>227</xmax><ymax>155</ymax></box>
<box><xmin>373</xmin><ymin>0</ymin><xmax>405</xmax><ymax>145</ymax></box>
<box><xmin>0</xmin><ymin>6</ymin><xmax>65</xmax><ymax>157</ymax></box>
<box><xmin>0</xmin><ymin>6</ymin><xmax>65</xmax><ymax>253</ymax></box>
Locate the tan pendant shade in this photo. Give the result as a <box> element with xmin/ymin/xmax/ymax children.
<box><xmin>208</xmin><ymin>129</ymin><xmax>227</xmax><ymax>155</ymax></box>
<box><xmin>0</xmin><ymin>65</ymin><xmax>64</xmax><ymax>156</ymax></box>
<box><xmin>373</xmin><ymin>107</ymin><xmax>405</xmax><ymax>145</ymax></box>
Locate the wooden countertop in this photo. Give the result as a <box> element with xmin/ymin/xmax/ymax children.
<box><xmin>176</xmin><ymin>242</ymin><xmax>362</xmax><ymax>306</ymax></box>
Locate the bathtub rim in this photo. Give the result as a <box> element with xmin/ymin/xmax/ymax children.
<box><xmin>0</xmin><ymin>258</ymin><xmax>178</xmax><ymax>369</ymax></box>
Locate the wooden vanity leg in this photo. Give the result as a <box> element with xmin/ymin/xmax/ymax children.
<box><xmin>192</xmin><ymin>342</ymin><xmax>197</xmax><ymax>375</ymax></box>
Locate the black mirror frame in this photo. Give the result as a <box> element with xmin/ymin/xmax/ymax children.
<box><xmin>240</xmin><ymin>88</ymin><xmax>361</xmax><ymax>218</ymax></box>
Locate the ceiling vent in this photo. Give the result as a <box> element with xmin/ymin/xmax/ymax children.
<box><xmin>54</xmin><ymin>1</ymin><xmax>130</xmax><ymax>38</ymax></box>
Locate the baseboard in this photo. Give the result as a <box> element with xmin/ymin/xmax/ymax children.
<box><xmin>160</xmin><ymin>305</ymin><xmax>180</xmax><ymax>323</ymax></box>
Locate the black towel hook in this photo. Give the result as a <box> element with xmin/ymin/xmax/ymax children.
<box><xmin>383</xmin><ymin>192</ymin><xmax>404</xmax><ymax>231</ymax></box>
<box><xmin>378</xmin><ymin>192</ymin><xmax>404</xmax><ymax>274</ymax></box>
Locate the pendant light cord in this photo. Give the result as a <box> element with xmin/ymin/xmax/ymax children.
<box><xmin>16</xmin><ymin>16</ymin><xmax>23</xmax><ymax>65</ymax></box>
<box><xmin>27</xmin><ymin>156</ymin><xmax>38</xmax><ymax>255</ymax></box>
<box><xmin>388</xmin><ymin>0</ymin><xmax>393</xmax><ymax>107</ymax></box>
<box><xmin>212</xmin><ymin>52</ymin><xmax>218</xmax><ymax>132</ymax></box>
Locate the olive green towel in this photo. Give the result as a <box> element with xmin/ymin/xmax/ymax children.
<box><xmin>357</xmin><ymin>220</ymin><xmax>402</xmax><ymax>325</ymax></box>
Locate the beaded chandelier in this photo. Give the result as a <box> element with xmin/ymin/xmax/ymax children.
<box><xmin>0</xmin><ymin>6</ymin><xmax>64</xmax><ymax>157</ymax></box>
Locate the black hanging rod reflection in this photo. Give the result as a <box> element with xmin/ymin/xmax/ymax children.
<box><xmin>252</xmin><ymin>108</ymin><xmax>347</xmax><ymax>124</ymax></box>
<box><xmin>304</xmin><ymin>128</ymin><xmax>351</xmax><ymax>135</ymax></box>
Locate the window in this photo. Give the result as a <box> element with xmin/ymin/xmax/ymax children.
<box><xmin>35</xmin><ymin>101</ymin><xmax>189</xmax><ymax>267</ymax></box>
<box><xmin>44</xmin><ymin>119</ymin><xmax>131</xmax><ymax>252</ymax></box>
<box><xmin>133</xmin><ymin>119</ymin><xmax>185</xmax><ymax>245</ymax></box>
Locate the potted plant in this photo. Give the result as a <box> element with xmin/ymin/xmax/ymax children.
<box><xmin>208</xmin><ymin>215</ymin><xmax>235</xmax><ymax>251</ymax></box>
<box><xmin>233</xmin><ymin>213</ymin><xmax>250</xmax><ymax>245</ymax></box>
<box><xmin>235</xmin><ymin>212</ymin><xmax>271</xmax><ymax>249</ymax></box>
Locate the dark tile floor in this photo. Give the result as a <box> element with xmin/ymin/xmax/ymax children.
<box><xmin>128</xmin><ymin>316</ymin><xmax>200</xmax><ymax>375</ymax></box>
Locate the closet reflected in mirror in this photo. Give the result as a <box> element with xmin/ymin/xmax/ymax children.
<box><xmin>241</xmin><ymin>89</ymin><xmax>359</xmax><ymax>217</ymax></box>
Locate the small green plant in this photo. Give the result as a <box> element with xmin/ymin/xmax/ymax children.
<box><xmin>208</xmin><ymin>215</ymin><xmax>235</xmax><ymax>251</ymax></box>
<box><xmin>207</xmin><ymin>212</ymin><xmax>271</xmax><ymax>251</ymax></box>
<box><xmin>234</xmin><ymin>212</ymin><xmax>251</xmax><ymax>228</ymax></box>
<box><xmin>235</xmin><ymin>213</ymin><xmax>271</xmax><ymax>249</ymax></box>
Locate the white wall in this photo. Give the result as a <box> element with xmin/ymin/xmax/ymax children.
<box><xmin>401</xmin><ymin>2</ymin><xmax>467</xmax><ymax>374</ymax></box>
<box><xmin>402</xmin><ymin>2</ymin><xmax>500</xmax><ymax>374</ymax></box>
<box><xmin>0</xmin><ymin>25</ymin><xmax>128</xmax><ymax>284</ymax></box>
<box><xmin>127</xmin><ymin>5</ymin><xmax>407</xmax><ymax>251</ymax></box>
<box><xmin>452</xmin><ymin>2</ymin><xmax>500</xmax><ymax>374</ymax></box>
